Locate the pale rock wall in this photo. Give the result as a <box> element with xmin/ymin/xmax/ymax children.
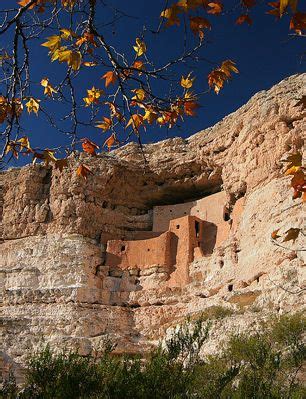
<box><xmin>1</xmin><ymin>73</ymin><xmax>305</xmax><ymax>380</ymax></box>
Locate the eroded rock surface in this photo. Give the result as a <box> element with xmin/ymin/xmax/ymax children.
<box><xmin>1</xmin><ymin>73</ymin><xmax>305</xmax><ymax>381</ymax></box>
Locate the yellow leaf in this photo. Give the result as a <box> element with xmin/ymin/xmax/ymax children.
<box><xmin>160</xmin><ymin>4</ymin><xmax>181</xmax><ymax>26</ymax></box>
<box><xmin>60</xmin><ymin>28</ymin><xmax>76</xmax><ymax>40</ymax></box>
<box><xmin>41</xmin><ymin>78</ymin><xmax>57</xmax><ymax>97</ymax></box>
<box><xmin>17</xmin><ymin>136</ymin><xmax>31</xmax><ymax>150</ymax></box>
<box><xmin>83</xmin><ymin>87</ymin><xmax>104</xmax><ymax>106</ymax></box>
<box><xmin>25</xmin><ymin>98</ymin><xmax>40</xmax><ymax>115</ymax></box>
<box><xmin>131</xmin><ymin>88</ymin><xmax>146</xmax><ymax>102</ymax></box>
<box><xmin>280</xmin><ymin>0</ymin><xmax>298</xmax><ymax>16</ymax></box>
<box><xmin>143</xmin><ymin>108</ymin><xmax>158</xmax><ymax>124</ymax></box>
<box><xmin>83</xmin><ymin>61</ymin><xmax>97</xmax><ymax>67</ymax></box>
<box><xmin>181</xmin><ymin>73</ymin><xmax>195</xmax><ymax>89</ymax></box>
<box><xmin>133</xmin><ymin>38</ymin><xmax>146</xmax><ymax>57</ymax></box>
<box><xmin>284</xmin><ymin>165</ymin><xmax>301</xmax><ymax>176</ymax></box>
<box><xmin>41</xmin><ymin>35</ymin><xmax>61</xmax><ymax>53</ymax></box>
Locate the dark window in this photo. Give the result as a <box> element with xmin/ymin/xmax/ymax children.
<box><xmin>102</xmin><ymin>201</ymin><xmax>107</xmax><ymax>208</ymax></box>
<box><xmin>224</xmin><ymin>210</ymin><xmax>230</xmax><ymax>221</ymax></box>
<box><xmin>228</xmin><ymin>284</ymin><xmax>233</xmax><ymax>292</ymax></box>
<box><xmin>195</xmin><ymin>221</ymin><xmax>200</xmax><ymax>238</ymax></box>
<box><xmin>219</xmin><ymin>260</ymin><xmax>224</xmax><ymax>269</ymax></box>
<box><xmin>121</xmin><ymin>245</ymin><xmax>126</xmax><ymax>252</ymax></box>
<box><xmin>147</xmin><ymin>248</ymin><xmax>150</xmax><ymax>252</ymax></box>
<box><xmin>256</xmin><ymin>277</ymin><xmax>260</xmax><ymax>283</ymax></box>
<box><xmin>176</xmin><ymin>225</ymin><xmax>180</xmax><ymax>229</ymax></box>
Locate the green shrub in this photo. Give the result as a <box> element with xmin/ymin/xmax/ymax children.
<box><xmin>1</xmin><ymin>313</ymin><xmax>305</xmax><ymax>399</ymax></box>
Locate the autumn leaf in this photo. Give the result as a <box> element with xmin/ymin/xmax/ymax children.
<box><xmin>103</xmin><ymin>133</ymin><xmax>117</xmax><ymax>151</ymax></box>
<box><xmin>83</xmin><ymin>61</ymin><xmax>97</xmax><ymax>67</ymax></box>
<box><xmin>18</xmin><ymin>0</ymin><xmax>38</xmax><ymax>9</ymax></box>
<box><xmin>160</xmin><ymin>4</ymin><xmax>181</xmax><ymax>27</ymax></box>
<box><xmin>26</xmin><ymin>98</ymin><xmax>40</xmax><ymax>114</ymax></box>
<box><xmin>184</xmin><ymin>100</ymin><xmax>199</xmax><ymax>116</ymax></box>
<box><xmin>143</xmin><ymin>107</ymin><xmax>158</xmax><ymax>124</ymax></box>
<box><xmin>208</xmin><ymin>60</ymin><xmax>238</xmax><ymax>94</ymax></box>
<box><xmin>242</xmin><ymin>0</ymin><xmax>256</xmax><ymax>7</ymax></box>
<box><xmin>283</xmin><ymin>227</ymin><xmax>300</xmax><ymax>242</ymax></box>
<box><xmin>77</xmin><ymin>164</ymin><xmax>92</xmax><ymax>179</ymax></box>
<box><xmin>62</xmin><ymin>0</ymin><xmax>77</xmax><ymax>9</ymax></box>
<box><xmin>271</xmin><ymin>229</ymin><xmax>281</xmax><ymax>240</ymax></box>
<box><xmin>105</xmin><ymin>101</ymin><xmax>124</xmax><ymax>121</ymax></box>
<box><xmin>102</xmin><ymin>71</ymin><xmax>117</xmax><ymax>88</ymax></box>
<box><xmin>42</xmin><ymin>35</ymin><xmax>61</xmax><ymax>52</ymax></box>
<box><xmin>131</xmin><ymin>88</ymin><xmax>146</xmax><ymax>103</ymax></box>
<box><xmin>76</xmin><ymin>32</ymin><xmax>97</xmax><ymax>47</ymax></box>
<box><xmin>207</xmin><ymin>2</ymin><xmax>223</xmax><ymax>15</ymax></box>
<box><xmin>81</xmin><ymin>138</ymin><xmax>99</xmax><ymax>156</ymax></box>
<box><xmin>17</xmin><ymin>136</ymin><xmax>31</xmax><ymax>152</ymax></box>
<box><xmin>60</xmin><ymin>28</ymin><xmax>77</xmax><ymax>40</ymax></box>
<box><xmin>236</xmin><ymin>14</ymin><xmax>253</xmax><ymax>25</ymax></box>
<box><xmin>291</xmin><ymin>169</ymin><xmax>305</xmax><ymax>185</ymax></box>
<box><xmin>41</xmin><ymin>78</ymin><xmax>57</xmax><ymax>97</ymax></box>
<box><xmin>133</xmin><ymin>38</ymin><xmax>146</xmax><ymax>57</ymax></box>
<box><xmin>32</xmin><ymin>149</ymin><xmax>58</xmax><ymax>167</ymax></box>
<box><xmin>132</xmin><ymin>61</ymin><xmax>145</xmax><ymax>72</ymax></box>
<box><xmin>126</xmin><ymin>114</ymin><xmax>144</xmax><ymax>132</ymax></box>
<box><xmin>266</xmin><ymin>2</ymin><xmax>279</xmax><ymax>18</ymax></box>
<box><xmin>5</xmin><ymin>142</ymin><xmax>18</xmax><ymax>158</ymax></box>
<box><xmin>189</xmin><ymin>16</ymin><xmax>211</xmax><ymax>39</ymax></box>
<box><xmin>177</xmin><ymin>0</ymin><xmax>209</xmax><ymax>11</ymax></box>
<box><xmin>83</xmin><ymin>87</ymin><xmax>104</xmax><ymax>106</ymax></box>
<box><xmin>280</xmin><ymin>0</ymin><xmax>298</xmax><ymax>16</ymax></box>
<box><xmin>96</xmin><ymin>117</ymin><xmax>112</xmax><ymax>132</ymax></box>
<box><xmin>181</xmin><ymin>73</ymin><xmax>195</xmax><ymax>89</ymax></box>
<box><xmin>282</xmin><ymin>152</ymin><xmax>302</xmax><ymax>172</ymax></box>
<box><xmin>290</xmin><ymin>12</ymin><xmax>306</xmax><ymax>34</ymax></box>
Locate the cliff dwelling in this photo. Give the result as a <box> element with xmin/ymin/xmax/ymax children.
<box><xmin>104</xmin><ymin>191</ymin><xmax>244</xmax><ymax>288</ymax></box>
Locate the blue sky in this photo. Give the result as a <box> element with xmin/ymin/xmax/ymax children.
<box><xmin>1</xmin><ymin>0</ymin><xmax>305</xmax><ymax>165</ymax></box>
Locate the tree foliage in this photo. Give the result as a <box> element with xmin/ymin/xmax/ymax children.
<box><xmin>0</xmin><ymin>0</ymin><xmax>304</xmax><ymax>173</ymax></box>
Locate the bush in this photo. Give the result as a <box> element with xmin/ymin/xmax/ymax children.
<box><xmin>1</xmin><ymin>313</ymin><xmax>305</xmax><ymax>399</ymax></box>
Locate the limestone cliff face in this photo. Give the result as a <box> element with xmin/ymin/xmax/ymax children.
<box><xmin>1</xmin><ymin>73</ymin><xmax>305</xmax><ymax>381</ymax></box>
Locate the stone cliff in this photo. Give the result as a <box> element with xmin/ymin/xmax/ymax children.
<box><xmin>1</xmin><ymin>73</ymin><xmax>305</xmax><ymax>381</ymax></box>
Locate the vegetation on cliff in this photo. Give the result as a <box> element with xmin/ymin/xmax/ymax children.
<box><xmin>2</xmin><ymin>313</ymin><xmax>305</xmax><ymax>399</ymax></box>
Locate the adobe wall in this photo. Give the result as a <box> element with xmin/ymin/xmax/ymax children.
<box><xmin>105</xmin><ymin>231</ymin><xmax>173</xmax><ymax>271</ymax></box>
<box><xmin>167</xmin><ymin>215</ymin><xmax>205</xmax><ymax>287</ymax></box>
<box><xmin>153</xmin><ymin>191</ymin><xmax>227</xmax><ymax>232</ymax></box>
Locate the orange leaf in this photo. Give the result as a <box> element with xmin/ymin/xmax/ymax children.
<box><xmin>126</xmin><ymin>114</ymin><xmax>144</xmax><ymax>132</ymax></box>
<box><xmin>236</xmin><ymin>14</ymin><xmax>253</xmax><ymax>25</ymax></box>
<box><xmin>103</xmin><ymin>134</ymin><xmax>117</xmax><ymax>151</ymax></box>
<box><xmin>271</xmin><ymin>229</ymin><xmax>281</xmax><ymax>239</ymax></box>
<box><xmin>81</xmin><ymin>138</ymin><xmax>99</xmax><ymax>156</ymax></box>
<box><xmin>207</xmin><ymin>2</ymin><xmax>223</xmax><ymax>14</ymax></box>
<box><xmin>189</xmin><ymin>16</ymin><xmax>211</xmax><ymax>39</ymax></box>
<box><xmin>77</xmin><ymin>164</ymin><xmax>92</xmax><ymax>179</ymax></box>
<box><xmin>184</xmin><ymin>100</ymin><xmax>199</xmax><ymax>116</ymax></box>
<box><xmin>102</xmin><ymin>71</ymin><xmax>117</xmax><ymax>88</ymax></box>
<box><xmin>242</xmin><ymin>0</ymin><xmax>256</xmax><ymax>7</ymax></box>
